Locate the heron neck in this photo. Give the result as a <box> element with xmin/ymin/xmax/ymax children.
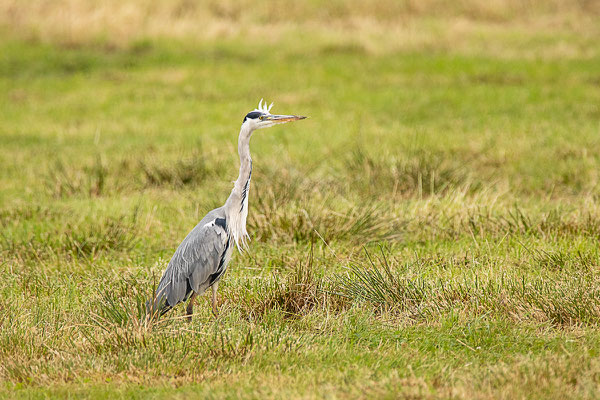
<box><xmin>224</xmin><ymin>123</ymin><xmax>253</xmax><ymax>249</ymax></box>
<box><xmin>231</xmin><ymin>124</ymin><xmax>253</xmax><ymax>202</ymax></box>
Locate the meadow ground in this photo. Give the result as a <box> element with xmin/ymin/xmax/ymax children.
<box><xmin>1</xmin><ymin>1</ymin><xmax>600</xmax><ymax>398</ymax></box>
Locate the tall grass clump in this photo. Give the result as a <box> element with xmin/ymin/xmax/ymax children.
<box><xmin>344</xmin><ymin>148</ymin><xmax>477</xmax><ymax>199</ymax></box>
<box><xmin>335</xmin><ymin>249</ymin><xmax>600</xmax><ymax>326</ymax></box>
<box><xmin>1</xmin><ymin>214</ymin><xmax>139</xmax><ymax>263</ymax></box>
<box><xmin>249</xmin><ymin>167</ymin><xmax>404</xmax><ymax>244</ymax></box>
<box><xmin>81</xmin><ymin>276</ymin><xmax>168</xmax><ymax>353</ymax></box>
<box><xmin>44</xmin><ymin>156</ymin><xmax>108</xmax><ymax>198</ymax></box>
<box><xmin>139</xmin><ymin>153</ymin><xmax>215</xmax><ymax>188</ymax></box>
<box><xmin>252</xmin><ymin>202</ymin><xmax>404</xmax><ymax>244</ymax></box>
<box><xmin>239</xmin><ymin>245</ymin><xmax>344</xmax><ymax>319</ymax></box>
<box><xmin>60</xmin><ymin>215</ymin><xmax>139</xmax><ymax>258</ymax></box>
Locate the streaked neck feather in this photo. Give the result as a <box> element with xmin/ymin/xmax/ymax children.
<box><xmin>224</xmin><ymin>123</ymin><xmax>253</xmax><ymax>251</ymax></box>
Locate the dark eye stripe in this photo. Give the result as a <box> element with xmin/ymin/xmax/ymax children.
<box><xmin>243</xmin><ymin>111</ymin><xmax>263</xmax><ymax>122</ymax></box>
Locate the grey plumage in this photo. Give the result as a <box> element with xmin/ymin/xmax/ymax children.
<box><xmin>152</xmin><ymin>208</ymin><xmax>231</xmax><ymax>313</ymax></box>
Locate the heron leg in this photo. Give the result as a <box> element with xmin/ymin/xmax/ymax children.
<box><xmin>185</xmin><ymin>292</ymin><xmax>197</xmax><ymax>322</ymax></box>
<box><xmin>211</xmin><ymin>282</ymin><xmax>219</xmax><ymax>317</ymax></box>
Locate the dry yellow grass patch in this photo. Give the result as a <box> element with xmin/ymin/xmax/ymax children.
<box><xmin>1</xmin><ymin>0</ymin><xmax>599</xmax><ymax>56</ymax></box>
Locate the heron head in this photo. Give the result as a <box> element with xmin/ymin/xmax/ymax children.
<box><xmin>242</xmin><ymin>99</ymin><xmax>306</xmax><ymax>130</ymax></box>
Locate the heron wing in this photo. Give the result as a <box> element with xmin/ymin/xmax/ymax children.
<box><xmin>154</xmin><ymin>215</ymin><xmax>229</xmax><ymax>311</ymax></box>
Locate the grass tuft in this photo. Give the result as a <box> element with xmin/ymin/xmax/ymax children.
<box><xmin>44</xmin><ymin>156</ymin><xmax>108</xmax><ymax>198</ymax></box>
<box><xmin>344</xmin><ymin>148</ymin><xmax>477</xmax><ymax>199</ymax></box>
<box><xmin>336</xmin><ymin>248</ymin><xmax>600</xmax><ymax>327</ymax></box>
<box><xmin>139</xmin><ymin>147</ymin><xmax>216</xmax><ymax>188</ymax></box>
<box><xmin>244</xmin><ymin>245</ymin><xmax>329</xmax><ymax>318</ymax></box>
<box><xmin>1</xmin><ymin>214</ymin><xmax>139</xmax><ymax>262</ymax></box>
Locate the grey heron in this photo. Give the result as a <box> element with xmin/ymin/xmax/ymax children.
<box><xmin>150</xmin><ymin>100</ymin><xmax>306</xmax><ymax>319</ymax></box>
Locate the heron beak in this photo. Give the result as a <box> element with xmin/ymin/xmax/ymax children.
<box><xmin>264</xmin><ymin>114</ymin><xmax>307</xmax><ymax>123</ymax></box>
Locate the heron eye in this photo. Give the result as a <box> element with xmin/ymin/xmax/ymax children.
<box><xmin>259</xmin><ymin>115</ymin><xmax>264</xmax><ymax>120</ymax></box>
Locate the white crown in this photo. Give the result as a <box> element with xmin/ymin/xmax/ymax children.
<box><xmin>254</xmin><ymin>98</ymin><xmax>273</xmax><ymax>114</ymax></box>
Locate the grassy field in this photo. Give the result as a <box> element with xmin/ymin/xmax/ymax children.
<box><xmin>2</xmin><ymin>1</ymin><xmax>600</xmax><ymax>398</ymax></box>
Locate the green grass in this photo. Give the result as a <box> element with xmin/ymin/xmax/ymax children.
<box><xmin>2</xmin><ymin>4</ymin><xmax>600</xmax><ymax>398</ymax></box>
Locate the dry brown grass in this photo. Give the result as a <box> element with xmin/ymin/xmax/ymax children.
<box><xmin>1</xmin><ymin>0</ymin><xmax>599</xmax><ymax>55</ymax></box>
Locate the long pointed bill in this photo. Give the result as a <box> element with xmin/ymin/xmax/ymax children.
<box><xmin>265</xmin><ymin>114</ymin><xmax>307</xmax><ymax>124</ymax></box>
